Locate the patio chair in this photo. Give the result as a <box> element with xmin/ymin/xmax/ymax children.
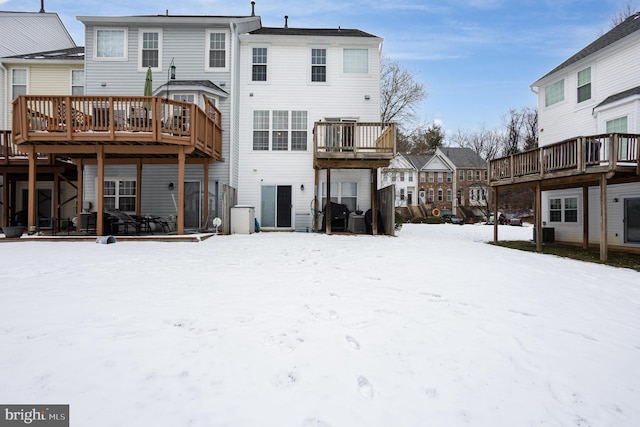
<box><xmin>106</xmin><ymin>209</ymin><xmax>146</xmax><ymax>234</ymax></box>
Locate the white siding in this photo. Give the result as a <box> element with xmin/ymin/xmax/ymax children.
<box><xmin>536</xmin><ymin>33</ymin><xmax>640</xmax><ymax>145</ymax></box>
<box><xmin>237</xmin><ymin>33</ymin><xmax>382</xmax><ymax>230</ymax></box>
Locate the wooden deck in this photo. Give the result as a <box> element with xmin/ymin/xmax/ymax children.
<box><xmin>11</xmin><ymin>95</ymin><xmax>222</xmax><ymax>160</ymax></box>
<box><xmin>313</xmin><ymin>122</ymin><xmax>396</xmax><ymax>169</ymax></box>
<box><xmin>489</xmin><ymin>133</ymin><xmax>640</xmax><ymax>189</ymax></box>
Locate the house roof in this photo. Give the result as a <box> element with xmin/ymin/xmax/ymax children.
<box><xmin>153</xmin><ymin>80</ymin><xmax>229</xmax><ymax>97</ymax></box>
<box><xmin>250</xmin><ymin>27</ymin><xmax>378</xmax><ymax>38</ymax></box>
<box><xmin>0</xmin><ymin>11</ymin><xmax>76</xmax><ymax>57</ymax></box>
<box><xmin>593</xmin><ymin>85</ymin><xmax>640</xmax><ymax>110</ymax></box>
<box><xmin>4</xmin><ymin>46</ymin><xmax>84</xmax><ymax>61</ymax></box>
<box><xmin>402</xmin><ymin>154</ymin><xmax>432</xmax><ymax>170</ymax></box>
<box><xmin>439</xmin><ymin>147</ymin><xmax>487</xmax><ymax>168</ymax></box>
<box><xmin>534</xmin><ymin>12</ymin><xmax>640</xmax><ymax>84</ymax></box>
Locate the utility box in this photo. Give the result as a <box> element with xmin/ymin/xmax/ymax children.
<box><xmin>533</xmin><ymin>227</ymin><xmax>555</xmax><ymax>244</ymax></box>
<box><xmin>230</xmin><ymin>206</ymin><xmax>255</xmax><ymax>234</ymax></box>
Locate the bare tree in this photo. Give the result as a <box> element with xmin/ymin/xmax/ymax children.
<box><xmin>450</xmin><ymin>125</ymin><xmax>503</xmax><ymax>161</ymax></box>
<box><xmin>380</xmin><ymin>56</ymin><xmax>427</xmax><ymax>127</ymax></box>
<box><xmin>609</xmin><ymin>1</ymin><xmax>638</xmax><ymax>28</ymax></box>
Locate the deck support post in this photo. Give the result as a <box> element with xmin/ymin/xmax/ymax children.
<box><xmin>27</xmin><ymin>145</ymin><xmax>36</xmax><ymax>232</ymax></box>
<box><xmin>326</xmin><ymin>168</ymin><xmax>332</xmax><ymax>234</ymax></box>
<box><xmin>96</xmin><ymin>146</ymin><xmax>105</xmax><ymax>236</ymax></box>
<box><xmin>493</xmin><ymin>187</ymin><xmax>499</xmax><ymax>242</ymax></box>
<box><xmin>203</xmin><ymin>160</ymin><xmax>210</xmax><ymax>229</ymax></box>
<box><xmin>2</xmin><ymin>172</ymin><xmax>8</xmax><ymax>227</ymax></box>
<box><xmin>53</xmin><ymin>172</ymin><xmax>60</xmax><ymax>232</ymax></box>
<box><xmin>599</xmin><ymin>173</ymin><xmax>608</xmax><ymax>261</ymax></box>
<box><xmin>313</xmin><ymin>168</ymin><xmax>319</xmax><ymax>232</ymax></box>
<box><xmin>582</xmin><ymin>186</ymin><xmax>589</xmax><ymax>249</ymax></box>
<box><xmin>136</xmin><ymin>160</ymin><xmax>142</xmax><ymax>216</ymax></box>
<box><xmin>177</xmin><ymin>146</ymin><xmax>186</xmax><ymax>235</ymax></box>
<box><xmin>371</xmin><ymin>168</ymin><xmax>378</xmax><ymax>235</ymax></box>
<box><xmin>535</xmin><ymin>182</ymin><xmax>542</xmax><ymax>252</ymax></box>
<box><xmin>76</xmin><ymin>159</ymin><xmax>84</xmax><ymax>233</ymax></box>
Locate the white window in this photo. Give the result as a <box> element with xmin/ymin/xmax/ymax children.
<box><xmin>446</xmin><ymin>189</ymin><xmax>452</xmax><ymax>202</ymax></box>
<box><xmin>545</xmin><ymin>79</ymin><xmax>564</xmax><ymax>107</ymax></box>
<box><xmin>321</xmin><ymin>182</ymin><xmax>357</xmax><ymax>212</ymax></box>
<box><xmin>446</xmin><ymin>172</ymin><xmax>452</xmax><ymax>183</ymax></box>
<box><xmin>549</xmin><ymin>196</ymin><xmax>578</xmax><ymax>223</ymax></box>
<box><xmin>343</xmin><ymin>48</ymin><xmax>368</xmax><ymax>73</ymax></box>
<box><xmin>459</xmin><ymin>170</ymin><xmax>464</xmax><ymax>181</ymax></box>
<box><xmin>104</xmin><ymin>179</ymin><xmax>136</xmax><ymax>212</ymax></box>
<box><xmin>400</xmin><ymin>188</ymin><xmax>405</xmax><ymax>200</ymax></box>
<box><xmin>577</xmin><ymin>67</ymin><xmax>591</xmax><ymax>103</ymax></box>
<box><xmin>71</xmin><ymin>70</ymin><xmax>84</xmax><ymax>95</ymax></box>
<box><xmin>311</xmin><ymin>48</ymin><xmax>326</xmax><ymax>82</ymax></box>
<box><xmin>253</xmin><ymin>110</ymin><xmax>269</xmax><ymax>151</ymax></box>
<box><xmin>408</xmin><ymin>174</ymin><xmax>413</xmax><ymax>182</ymax></box>
<box><xmin>437</xmin><ymin>188</ymin><xmax>443</xmax><ymax>201</ymax></box>
<box><xmin>11</xmin><ymin>69</ymin><xmax>27</xmax><ymax>99</ymax></box>
<box><xmin>420</xmin><ymin>173</ymin><xmax>426</xmax><ymax>183</ymax></box>
<box><xmin>95</xmin><ymin>28</ymin><xmax>127</xmax><ymax>60</ymax></box>
<box><xmin>291</xmin><ymin>111</ymin><xmax>308</xmax><ymax>151</ymax></box>
<box><xmin>428</xmin><ymin>188</ymin><xmax>434</xmax><ymax>202</ymax></box>
<box><xmin>484</xmin><ymin>170</ymin><xmax>488</xmax><ymax>181</ymax></box>
<box><xmin>206</xmin><ymin>30</ymin><xmax>228</xmax><ymax>70</ymax></box>
<box><xmin>139</xmin><ymin>29</ymin><xmax>161</xmax><ymax>70</ymax></box>
<box><xmin>437</xmin><ymin>172</ymin><xmax>443</xmax><ymax>183</ymax></box>
<box><xmin>429</xmin><ymin>172</ymin><xmax>434</xmax><ymax>182</ymax></box>
<box><xmin>253</xmin><ymin>110</ymin><xmax>307</xmax><ymax>151</ymax></box>
<box><xmin>272</xmin><ymin>111</ymin><xmax>289</xmax><ymax>151</ymax></box>
<box><xmin>476</xmin><ymin>170</ymin><xmax>481</xmax><ymax>181</ymax></box>
<box><xmin>252</xmin><ymin>47</ymin><xmax>268</xmax><ymax>81</ymax></box>
<box><xmin>606</xmin><ymin>117</ymin><xmax>627</xmax><ymax>133</ymax></box>
<box><xmin>467</xmin><ymin>170</ymin><xmax>473</xmax><ymax>181</ymax></box>
<box><xmin>400</xmin><ymin>172</ymin><xmax>405</xmax><ymax>182</ymax></box>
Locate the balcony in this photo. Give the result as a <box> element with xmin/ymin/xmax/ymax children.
<box><xmin>11</xmin><ymin>95</ymin><xmax>222</xmax><ymax>160</ymax></box>
<box><xmin>313</xmin><ymin>121</ymin><xmax>396</xmax><ymax>169</ymax></box>
<box><xmin>489</xmin><ymin>133</ymin><xmax>640</xmax><ymax>189</ymax></box>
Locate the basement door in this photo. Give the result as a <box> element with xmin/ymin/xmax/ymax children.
<box><xmin>21</xmin><ymin>189</ymin><xmax>52</xmax><ymax>228</ymax></box>
<box><xmin>261</xmin><ymin>185</ymin><xmax>292</xmax><ymax>228</ymax></box>
<box><xmin>624</xmin><ymin>197</ymin><xmax>640</xmax><ymax>243</ymax></box>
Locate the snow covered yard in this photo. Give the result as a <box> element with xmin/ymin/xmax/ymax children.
<box><xmin>1</xmin><ymin>224</ymin><xmax>639</xmax><ymax>426</ymax></box>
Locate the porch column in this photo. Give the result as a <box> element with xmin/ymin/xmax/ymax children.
<box><xmin>76</xmin><ymin>159</ymin><xmax>84</xmax><ymax>233</ymax></box>
<box><xmin>326</xmin><ymin>168</ymin><xmax>332</xmax><ymax>234</ymax></box>
<box><xmin>1</xmin><ymin>172</ymin><xmax>8</xmax><ymax>227</ymax></box>
<box><xmin>599</xmin><ymin>173</ymin><xmax>608</xmax><ymax>261</ymax></box>
<box><xmin>313</xmin><ymin>168</ymin><xmax>319</xmax><ymax>232</ymax></box>
<box><xmin>136</xmin><ymin>160</ymin><xmax>142</xmax><ymax>216</ymax></box>
<box><xmin>27</xmin><ymin>145</ymin><xmax>37</xmax><ymax>232</ymax></box>
<box><xmin>177</xmin><ymin>146</ymin><xmax>186</xmax><ymax>235</ymax></box>
<box><xmin>96</xmin><ymin>146</ymin><xmax>105</xmax><ymax>236</ymax></box>
<box><xmin>371</xmin><ymin>168</ymin><xmax>378</xmax><ymax>235</ymax></box>
<box><xmin>582</xmin><ymin>186</ymin><xmax>589</xmax><ymax>249</ymax></box>
<box><xmin>535</xmin><ymin>182</ymin><xmax>542</xmax><ymax>252</ymax></box>
<box><xmin>203</xmin><ymin>160</ymin><xmax>210</xmax><ymax>229</ymax></box>
<box><xmin>493</xmin><ymin>188</ymin><xmax>499</xmax><ymax>242</ymax></box>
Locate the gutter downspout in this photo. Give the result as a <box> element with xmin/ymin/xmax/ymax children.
<box><xmin>228</xmin><ymin>21</ymin><xmax>237</xmax><ymax>187</ymax></box>
<box><xmin>529</xmin><ymin>84</ymin><xmax>538</xmax><ymax>95</ymax></box>
<box><xmin>0</xmin><ymin>61</ymin><xmax>7</xmax><ymax>129</ymax></box>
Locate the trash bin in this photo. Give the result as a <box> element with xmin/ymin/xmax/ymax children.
<box><xmin>230</xmin><ymin>206</ymin><xmax>255</xmax><ymax>234</ymax></box>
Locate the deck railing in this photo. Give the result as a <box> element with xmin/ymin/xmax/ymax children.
<box><xmin>0</xmin><ymin>130</ymin><xmax>52</xmax><ymax>164</ymax></box>
<box><xmin>11</xmin><ymin>95</ymin><xmax>222</xmax><ymax>159</ymax></box>
<box><xmin>490</xmin><ymin>133</ymin><xmax>640</xmax><ymax>184</ymax></box>
<box><xmin>313</xmin><ymin>122</ymin><xmax>396</xmax><ymax>156</ymax></box>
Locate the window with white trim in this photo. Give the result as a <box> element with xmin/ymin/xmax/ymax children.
<box><xmin>476</xmin><ymin>170</ymin><xmax>481</xmax><ymax>181</ymax></box>
<box><xmin>428</xmin><ymin>188</ymin><xmax>434</xmax><ymax>202</ymax></box>
<box><xmin>549</xmin><ymin>196</ymin><xmax>578</xmax><ymax>223</ymax></box>
<box><xmin>437</xmin><ymin>188</ymin><xmax>443</xmax><ymax>201</ymax></box>
<box><xmin>420</xmin><ymin>173</ymin><xmax>425</xmax><ymax>183</ymax></box>
<box><xmin>437</xmin><ymin>172</ymin><xmax>443</xmax><ymax>183</ymax></box>
<box><xmin>446</xmin><ymin>189</ymin><xmax>452</xmax><ymax>202</ymax></box>
<box><xmin>71</xmin><ymin>70</ymin><xmax>84</xmax><ymax>95</ymax></box>
<box><xmin>252</xmin><ymin>47</ymin><xmax>268</xmax><ymax>81</ymax></box>
<box><xmin>408</xmin><ymin>174</ymin><xmax>413</xmax><ymax>182</ymax></box>
<box><xmin>343</xmin><ymin>48</ymin><xmax>368</xmax><ymax>73</ymax></box>
<box><xmin>311</xmin><ymin>48</ymin><xmax>326</xmax><ymax>82</ymax></box>
<box><xmin>95</xmin><ymin>28</ymin><xmax>127</xmax><ymax>60</ymax></box>
<box><xmin>11</xmin><ymin>69</ymin><xmax>27</xmax><ymax>99</ymax></box>
<box><xmin>446</xmin><ymin>172</ymin><xmax>452</xmax><ymax>183</ymax></box>
<box><xmin>545</xmin><ymin>79</ymin><xmax>564</xmax><ymax>107</ymax></box>
<box><xmin>577</xmin><ymin>67</ymin><xmax>591</xmax><ymax>103</ymax></box>
<box><xmin>104</xmin><ymin>179</ymin><xmax>136</xmax><ymax>212</ymax></box>
<box><xmin>272</xmin><ymin>111</ymin><xmax>288</xmax><ymax>151</ymax></box>
<box><xmin>428</xmin><ymin>172</ymin><xmax>434</xmax><ymax>182</ymax></box>
<box><xmin>321</xmin><ymin>182</ymin><xmax>357</xmax><ymax>212</ymax></box>
<box><xmin>253</xmin><ymin>110</ymin><xmax>269</xmax><ymax>150</ymax></box>
<box><xmin>400</xmin><ymin>172</ymin><xmax>405</xmax><ymax>182</ymax></box>
<box><xmin>207</xmin><ymin>31</ymin><xmax>227</xmax><ymax>70</ymax></box>
<box><xmin>467</xmin><ymin>170</ymin><xmax>473</xmax><ymax>181</ymax></box>
<box><xmin>139</xmin><ymin>29</ymin><xmax>161</xmax><ymax>69</ymax></box>
<box><xmin>606</xmin><ymin>117</ymin><xmax>627</xmax><ymax>133</ymax></box>
<box><xmin>291</xmin><ymin>111</ymin><xmax>308</xmax><ymax>151</ymax></box>
<box><xmin>459</xmin><ymin>170</ymin><xmax>464</xmax><ymax>181</ymax></box>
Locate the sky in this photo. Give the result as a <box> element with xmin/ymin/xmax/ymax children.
<box><xmin>1</xmin><ymin>0</ymin><xmax>637</xmax><ymax>134</ymax></box>
<box><xmin>1</xmin><ymin>224</ymin><xmax>639</xmax><ymax>426</ymax></box>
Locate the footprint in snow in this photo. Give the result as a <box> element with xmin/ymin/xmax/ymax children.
<box><xmin>357</xmin><ymin>376</ymin><xmax>374</xmax><ymax>400</ymax></box>
<box><xmin>301</xmin><ymin>418</ymin><xmax>331</xmax><ymax>427</ymax></box>
<box><xmin>271</xmin><ymin>371</ymin><xmax>299</xmax><ymax>389</ymax></box>
<box><xmin>345</xmin><ymin>335</ymin><xmax>360</xmax><ymax>350</ymax></box>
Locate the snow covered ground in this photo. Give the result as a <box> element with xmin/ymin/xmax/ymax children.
<box><xmin>1</xmin><ymin>223</ymin><xmax>639</xmax><ymax>426</ymax></box>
